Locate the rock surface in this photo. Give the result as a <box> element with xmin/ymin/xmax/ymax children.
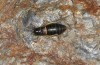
<box><xmin>0</xmin><ymin>0</ymin><xmax>100</xmax><ymax>65</ymax></box>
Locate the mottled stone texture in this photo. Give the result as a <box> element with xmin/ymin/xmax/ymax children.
<box><xmin>0</xmin><ymin>0</ymin><xmax>100</xmax><ymax>65</ymax></box>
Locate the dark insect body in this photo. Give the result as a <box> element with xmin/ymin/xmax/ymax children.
<box><xmin>33</xmin><ymin>23</ymin><xmax>66</xmax><ymax>35</ymax></box>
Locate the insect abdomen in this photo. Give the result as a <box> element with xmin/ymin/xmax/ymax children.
<box><xmin>46</xmin><ymin>23</ymin><xmax>66</xmax><ymax>35</ymax></box>
<box><xmin>33</xmin><ymin>23</ymin><xmax>66</xmax><ymax>35</ymax></box>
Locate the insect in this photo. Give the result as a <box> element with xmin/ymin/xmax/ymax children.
<box><xmin>33</xmin><ymin>23</ymin><xmax>66</xmax><ymax>35</ymax></box>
